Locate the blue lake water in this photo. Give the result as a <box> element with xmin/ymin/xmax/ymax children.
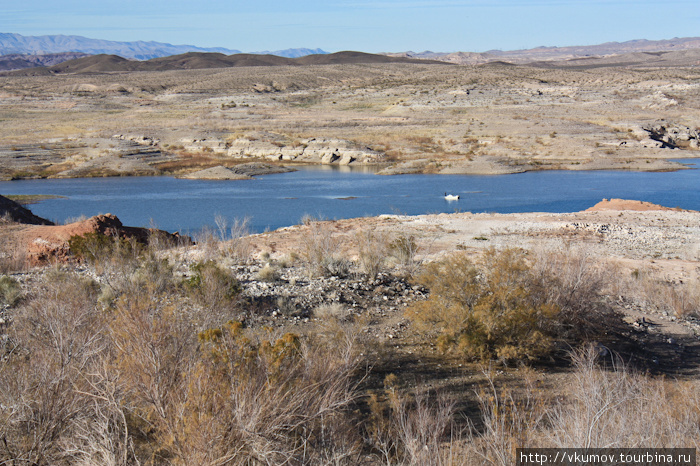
<box><xmin>0</xmin><ymin>161</ymin><xmax>698</xmax><ymax>234</ymax></box>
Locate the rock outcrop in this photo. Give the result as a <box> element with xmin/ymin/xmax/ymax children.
<box><xmin>179</xmin><ymin>133</ymin><xmax>383</xmax><ymax>165</ymax></box>
<box><xmin>180</xmin><ymin>163</ymin><xmax>293</xmax><ymax>180</ymax></box>
<box><xmin>643</xmin><ymin>122</ymin><xmax>700</xmax><ymax>149</ymax></box>
<box><xmin>13</xmin><ymin>213</ymin><xmax>189</xmax><ymax>264</ymax></box>
<box><xmin>53</xmin><ymin>155</ymin><xmax>158</xmax><ymax>178</ymax></box>
<box><xmin>180</xmin><ymin>166</ymin><xmax>252</xmax><ymax>180</ymax></box>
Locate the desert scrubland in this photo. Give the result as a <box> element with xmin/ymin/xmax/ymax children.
<box><xmin>1</xmin><ymin>59</ymin><xmax>699</xmax><ymax>179</ymax></box>
<box><xmin>1</xmin><ymin>57</ymin><xmax>700</xmax><ymax>464</ymax></box>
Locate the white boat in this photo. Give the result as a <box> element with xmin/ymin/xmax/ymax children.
<box><xmin>444</xmin><ymin>193</ymin><xmax>460</xmax><ymax>201</ymax></box>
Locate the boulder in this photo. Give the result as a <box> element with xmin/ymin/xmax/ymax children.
<box><xmin>321</xmin><ymin>153</ymin><xmax>340</xmax><ymax>164</ymax></box>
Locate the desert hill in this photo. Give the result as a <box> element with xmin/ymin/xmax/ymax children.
<box><xmin>529</xmin><ymin>48</ymin><xmax>700</xmax><ymax>69</ymax></box>
<box><xmin>0</xmin><ymin>52</ymin><xmax>89</xmax><ymax>71</ymax></box>
<box><xmin>6</xmin><ymin>51</ymin><xmax>449</xmax><ymax>75</ymax></box>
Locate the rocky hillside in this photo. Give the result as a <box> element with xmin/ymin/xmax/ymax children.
<box><xmin>0</xmin><ymin>195</ymin><xmax>53</xmax><ymax>225</ymax></box>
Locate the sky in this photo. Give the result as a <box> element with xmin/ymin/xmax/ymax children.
<box><xmin>3</xmin><ymin>0</ymin><xmax>699</xmax><ymax>53</ymax></box>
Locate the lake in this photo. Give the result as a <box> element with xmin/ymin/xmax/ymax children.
<box><xmin>0</xmin><ymin>161</ymin><xmax>698</xmax><ymax>234</ymax></box>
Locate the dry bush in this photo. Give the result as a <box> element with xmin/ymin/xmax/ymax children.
<box><xmin>314</xmin><ymin>302</ymin><xmax>351</xmax><ymax>321</ymax></box>
<box><xmin>629</xmin><ymin>269</ymin><xmax>700</xmax><ymax>318</ymax></box>
<box><xmin>530</xmin><ymin>243</ymin><xmax>614</xmax><ymax>340</ymax></box>
<box><xmin>301</xmin><ymin>218</ymin><xmax>350</xmax><ymax>277</ymax></box>
<box><xmin>356</xmin><ymin>229</ymin><xmax>389</xmax><ymax>278</ymax></box>
<box><xmin>365</xmin><ymin>374</ymin><xmax>457</xmax><ymax>466</ymax></box>
<box><xmin>546</xmin><ymin>346</ymin><xmax>700</xmax><ymax>449</ymax></box>
<box><xmin>108</xmin><ymin>293</ymin><xmax>197</xmax><ymax>463</ymax></box>
<box><xmin>70</xmin><ymin>232</ymin><xmax>177</xmax><ymax>305</ymax></box>
<box><xmin>389</xmin><ymin>233</ymin><xmax>420</xmax><ymax>275</ymax></box>
<box><xmin>466</xmin><ymin>367</ymin><xmax>547</xmax><ymax>466</ymax></box>
<box><xmin>0</xmin><ymin>269</ymin><xmax>111</xmax><ymax>465</ymax></box>
<box><xmin>194</xmin><ymin>225</ymin><xmax>221</xmax><ymax>262</ymax></box>
<box><xmin>0</xmin><ymin>236</ymin><xmax>28</xmax><ymax>275</ymax></box>
<box><xmin>256</xmin><ymin>263</ymin><xmax>280</xmax><ymax>282</ymax></box>
<box><xmin>226</xmin><ymin>216</ymin><xmax>253</xmax><ymax>264</ymax></box>
<box><xmin>172</xmin><ymin>322</ymin><xmax>364</xmax><ymax>465</ymax></box>
<box><xmin>461</xmin><ymin>346</ymin><xmax>700</xmax><ymax>465</ymax></box>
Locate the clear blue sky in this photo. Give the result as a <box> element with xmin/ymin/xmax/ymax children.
<box><xmin>3</xmin><ymin>0</ymin><xmax>699</xmax><ymax>53</ymax></box>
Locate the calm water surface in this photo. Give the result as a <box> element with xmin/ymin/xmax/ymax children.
<box><xmin>0</xmin><ymin>162</ymin><xmax>698</xmax><ymax>234</ymax></box>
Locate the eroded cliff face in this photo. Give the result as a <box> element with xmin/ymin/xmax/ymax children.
<box><xmin>180</xmin><ymin>133</ymin><xmax>383</xmax><ymax>165</ymax></box>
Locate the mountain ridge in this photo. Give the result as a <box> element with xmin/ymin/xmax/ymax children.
<box><xmin>0</xmin><ymin>33</ymin><xmax>328</xmax><ymax>62</ymax></box>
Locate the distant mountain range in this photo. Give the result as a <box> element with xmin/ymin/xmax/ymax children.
<box><xmin>0</xmin><ymin>33</ymin><xmax>328</xmax><ymax>63</ymax></box>
<box><xmin>387</xmin><ymin>37</ymin><xmax>700</xmax><ymax>65</ymax></box>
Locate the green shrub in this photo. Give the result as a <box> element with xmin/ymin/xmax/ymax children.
<box><xmin>69</xmin><ymin>232</ymin><xmax>141</xmax><ymax>264</ymax></box>
<box><xmin>186</xmin><ymin>260</ymin><xmax>241</xmax><ymax>310</ymax></box>
<box><xmin>0</xmin><ymin>275</ymin><xmax>21</xmax><ymax>306</ymax></box>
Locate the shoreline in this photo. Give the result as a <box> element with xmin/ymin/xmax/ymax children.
<box><xmin>0</xmin><ymin>154</ymin><xmax>697</xmax><ymax>181</ymax></box>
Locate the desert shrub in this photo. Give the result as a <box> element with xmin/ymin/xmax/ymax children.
<box><xmin>256</xmin><ymin>263</ymin><xmax>280</xmax><ymax>282</ymax></box>
<box><xmin>194</xmin><ymin>225</ymin><xmax>221</xmax><ymax>262</ymax></box>
<box><xmin>409</xmin><ymin>249</ymin><xmax>561</xmax><ymax>363</ymax></box>
<box><xmin>530</xmin><ymin>243</ymin><xmax>613</xmax><ymax>340</ymax></box>
<box><xmin>113</xmin><ymin>318</ymin><xmax>363</xmax><ymax>464</ymax></box>
<box><xmin>389</xmin><ymin>233</ymin><xmax>420</xmax><ymax>273</ymax></box>
<box><xmin>314</xmin><ymin>302</ymin><xmax>351</xmax><ymax>321</ymax></box>
<box><xmin>410</xmin><ymin>247</ymin><xmax>614</xmax><ymax>363</ymax></box>
<box><xmin>186</xmin><ymin>260</ymin><xmax>242</xmax><ymax>315</ymax></box>
<box><xmin>0</xmin><ymin>237</ymin><xmax>27</xmax><ymax>274</ymax></box>
<box><xmin>69</xmin><ymin>231</ymin><xmax>141</xmax><ymax>264</ymax></box>
<box><xmin>226</xmin><ymin>216</ymin><xmax>253</xmax><ymax>264</ymax></box>
<box><xmin>366</xmin><ymin>387</ymin><xmax>456</xmax><ymax>465</ymax></box>
<box><xmin>107</xmin><ymin>292</ymin><xmax>197</xmax><ymax>463</ymax></box>
<box><xmin>0</xmin><ymin>275</ymin><xmax>21</xmax><ymax>306</ymax></box>
<box><xmin>126</xmin><ymin>252</ymin><xmax>177</xmax><ymax>297</ymax></box>
<box><xmin>71</xmin><ymin>232</ymin><xmax>177</xmax><ymax>304</ymax></box>
<box><xmin>301</xmin><ymin>218</ymin><xmax>350</xmax><ymax>277</ymax></box>
<box><xmin>545</xmin><ymin>346</ymin><xmax>700</xmax><ymax>450</ymax></box>
<box><xmin>195</xmin><ymin>322</ymin><xmax>361</xmax><ymax>464</ymax></box>
<box><xmin>629</xmin><ymin>269</ymin><xmax>700</xmax><ymax>318</ymax></box>
<box><xmin>0</xmin><ymin>270</ymin><xmax>108</xmax><ymax>465</ymax></box>
<box><xmin>356</xmin><ymin>230</ymin><xmax>389</xmax><ymax>277</ymax></box>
